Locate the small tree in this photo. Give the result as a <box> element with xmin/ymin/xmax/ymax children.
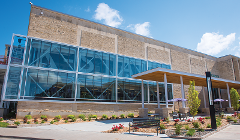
<box><xmin>187</xmin><ymin>81</ymin><xmax>201</xmax><ymax>119</ymax></box>
<box><xmin>230</xmin><ymin>88</ymin><xmax>240</xmax><ymax>115</ymax></box>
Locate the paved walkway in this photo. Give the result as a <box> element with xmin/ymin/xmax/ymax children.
<box><xmin>205</xmin><ymin>125</ymin><xmax>240</xmax><ymax>140</ymax></box>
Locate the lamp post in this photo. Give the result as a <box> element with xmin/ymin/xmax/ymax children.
<box><xmin>205</xmin><ymin>72</ymin><xmax>217</xmax><ymax>129</ymax></box>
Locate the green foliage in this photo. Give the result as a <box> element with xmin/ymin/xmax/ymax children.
<box><xmin>186</xmin><ymin>129</ymin><xmax>195</xmax><ymax>136</ymax></box>
<box><xmin>185</xmin><ymin>125</ymin><xmax>190</xmax><ymax>130</ymax></box>
<box><xmin>40</xmin><ymin>115</ymin><xmax>47</xmax><ymax>119</ymax></box>
<box><xmin>159</xmin><ymin>123</ymin><xmax>166</xmax><ymax>130</ymax></box>
<box><xmin>72</xmin><ymin>117</ymin><xmax>76</xmax><ymax>122</ymax></box>
<box><xmin>102</xmin><ymin>114</ymin><xmax>108</xmax><ymax>119</ymax></box>
<box><xmin>128</xmin><ymin>113</ymin><xmax>134</xmax><ymax>118</ymax></box>
<box><xmin>206</xmin><ymin>124</ymin><xmax>211</xmax><ymax>128</ymax></box>
<box><xmin>233</xmin><ymin>119</ymin><xmax>238</xmax><ymax>123</ymax></box>
<box><xmin>78</xmin><ymin>114</ymin><xmax>86</xmax><ymax>120</ymax></box>
<box><xmin>0</xmin><ymin>117</ymin><xmax>4</xmax><ymax>121</ymax></box>
<box><xmin>192</xmin><ymin>122</ymin><xmax>200</xmax><ymax>129</ymax></box>
<box><xmin>83</xmin><ymin>118</ymin><xmax>86</xmax><ymax>121</ymax></box>
<box><xmin>187</xmin><ymin>81</ymin><xmax>201</xmax><ymax>118</ymax></box>
<box><xmin>41</xmin><ymin>120</ymin><xmax>45</xmax><ymax>124</ymax></box>
<box><xmin>27</xmin><ymin>121</ymin><xmax>30</xmax><ymax>124</ymax></box>
<box><xmin>230</xmin><ymin>88</ymin><xmax>240</xmax><ymax>111</ymax></box>
<box><xmin>175</xmin><ymin>124</ymin><xmax>182</xmax><ymax>135</ymax></box>
<box><xmin>112</xmin><ymin>115</ymin><xmax>117</xmax><ymax>119</ymax></box>
<box><xmin>166</xmin><ymin>117</ymin><xmax>170</xmax><ymax>123</ymax></box>
<box><xmin>54</xmin><ymin>120</ymin><xmax>57</xmax><ymax>122</ymax></box>
<box><xmin>198</xmin><ymin>128</ymin><xmax>204</xmax><ymax>132</ymax></box>
<box><xmin>65</xmin><ymin>120</ymin><xmax>68</xmax><ymax>123</ymax></box>
<box><xmin>216</xmin><ymin>118</ymin><xmax>222</xmax><ymax>127</ymax></box>
<box><xmin>88</xmin><ymin>116</ymin><xmax>91</xmax><ymax>121</ymax></box>
<box><xmin>92</xmin><ymin>115</ymin><xmax>97</xmax><ymax>118</ymax></box>
<box><xmin>0</xmin><ymin>122</ymin><xmax>9</xmax><ymax>127</ymax></box>
<box><xmin>24</xmin><ymin>115</ymin><xmax>32</xmax><ymax>120</ymax></box>
<box><xmin>205</xmin><ymin>116</ymin><xmax>211</xmax><ymax>119</ymax></box>
<box><xmin>67</xmin><ymin>115</ymin><xmax>75</xmax><ymax>119</ymax></box>
<box><xmin>35</xmin><ymin>121</ymin><xmax>39</xmax><ymax>124</ymax></box>
<box><xmin>7</xmin><ymin>111</ymin><xmax>16</xmax><ymax>118</ymax></box>
<box><xmin>54</xmin><ymin>115</ymin><xmax>61</xmax><ymax>120</ymax></box>
<box><xmin>227</xmin><ymin>116</ymin><xmax>233</xmax><ymax>120</ymax></box>
<box><xmin>14</xmin><ymin>121</ymin><xmax>20</xmax><ymax>126</ymax></box>
<box><xmin>120</xmin><ymin>114</ymin><xmax>125</xmax><ymax>118</ymax></box>
<box><xmin>50</xmin><ymin>121</ymin><xmax>54</xmax><ymax>124</ymax></box>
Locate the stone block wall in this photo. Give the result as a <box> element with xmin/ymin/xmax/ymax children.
<box><xmin>16</xmin><ymin>101</ymin><xmax>173</xmax><ymax>119</ymax></box>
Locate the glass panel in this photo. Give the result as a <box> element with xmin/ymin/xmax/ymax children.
<box><xmin>94</xmin><ymin>52</ymin><xmax>102</xmax><ymax>74</ymax></box>
<box><xmin>24</xmin><ymin>38</ymin><xmax>31</xmax><ymax>65</ymax></box>
<box><xmin>148</xmin><ymin>61</ymin><xmax>153</xmax><ymax>70</ymax></box>
<box><xmin>102</xmin><ymin>53</ymin><xmax>109</xmax><ymax>75</ymax></box>
<box><xmin>10</xmin><ymin>36</ymin><xmax>26</xmax><ymax>65</ymax></box>
<box><xmin>20</xmin><ymin>68</ymin><xmax>27</xmax><ymax>96</ymax></box>
<box><xmin>86</xmin><ymin>50</ymin><xmax>94</xmax><ymax>73</ymax></box>
<box><xmin>130</xmin><ymin>58</ymin><xmax>135</xmax><ymax>76</ymax></box>
<box><xmin>167</xmin><ymin>84</ymin><xmax>173</xmax><ymax>100</ymax></box>
<box><xmin>79</xmin><ymin>49</ymin><xmax>87</xmax><ymax>73</ymax></box>
<box><xmin>5</xmin><ymin>67</ymin><xmax>22</xmax><ymax>98</ymax></box>
<box><xmin>101</xmin><ymin>77</ymin><xmax>115</xmax><ymax>101</ymax></box>
<box><xmin>118</xmin><ymin>56</ymin><xmax>124</xmax><ymax>77</ymax></box>
<box><xmin>109</xmin><ymin>54</ymin><xmax>116</xmax><ymax>76</ymax></box>
<box><xmin>24</xmin><ymin>68</ymin><xmax>38</xmax><ymax>96</ymax></box>
<box><xmin>135</xmin><ymin>59</ymin><xmax>141</xmax><ymax>74</ymax></box>
<box><xmin>142</xmin><ymin>60</ymin><xmax>147</xmax><ymax>72</ymax></box>
<box><xmin>28</xmin><ymin>39</ymin><xmax>41</xmax><ymax>67</ymax></box>
<box><xmin>50</xmin><ymin>44</ymin><xmax>60</xmax><ymax>69</ymax></box>
<box><xmin>69</xmin><ymin>47</ymin><xmax>77</xmax><ymax>71</ymax></box>
<box><xmin>124</xmin><ymin>57</ymin><xmax>130</xmax><ymax>78</ymax></box>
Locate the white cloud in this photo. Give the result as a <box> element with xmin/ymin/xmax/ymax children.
<box><xmin>85</xmin><ymin>7</ymin><xmax>90</xmax><ymax>12</ymax></box>
<box><xmin>197</xmin><ymin>32</ymin><xmax>235</xmax><ymax>55</ymax></box>
<box><xmin>94</xmin><ymin>3</ymin><xmax>123</xmax><ymax>27</ymax></box>
<box><xmin>127</xmin><ymin>22</ymin><xmax>151</xmax><ymax>37</ymax></box>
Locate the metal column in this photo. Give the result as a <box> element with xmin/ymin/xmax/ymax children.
<box><xmin>164</xmin><ymin>73</ymin><xmax>168</xmax><ymax>108</ymax></box>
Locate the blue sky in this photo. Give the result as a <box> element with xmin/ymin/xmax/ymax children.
<box><xmin>1</xmin><ymin>0</ymin><xmax>240</xmax><ymax>58</ymax></box>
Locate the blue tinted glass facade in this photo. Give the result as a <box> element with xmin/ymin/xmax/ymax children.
<box><xmin>3</xmin><ymin>34</ymin><xmax>173</xmax><ymax>103</ymax></box>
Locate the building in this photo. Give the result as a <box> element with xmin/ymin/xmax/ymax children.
<box><xmin>1</xmin><ymin>5</ymin><xmax>240</xmax><ymax>118</ymax></box>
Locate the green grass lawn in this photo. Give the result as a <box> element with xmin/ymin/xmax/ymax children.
<box><xmin>0</xmin><ymin>122</ymin><xmax>9</xmax><ymax>127</ymax></box>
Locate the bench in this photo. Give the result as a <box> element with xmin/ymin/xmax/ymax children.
<box><xmin>129</xmin><ymin>119</ymin><xmax>160</xmax><ymax>136</ymax></box>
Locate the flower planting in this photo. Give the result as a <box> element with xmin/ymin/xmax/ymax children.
<box><xmin>111</xmin><ymin>124</ymin><xmax>124</xmax><ymax>131</ymax></box>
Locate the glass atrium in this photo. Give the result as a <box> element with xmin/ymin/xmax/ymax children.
<box><xmin>2</xmin><ymin>34</ymin><xmax>173</xmax><ymax>103</ymax></box>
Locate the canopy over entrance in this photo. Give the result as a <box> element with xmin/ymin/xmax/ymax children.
<box><xmin>132</xmin><ymin>67</ymin><xmax>240</xmax><ymax>89</ymax></box>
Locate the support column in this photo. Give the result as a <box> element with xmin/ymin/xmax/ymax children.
<box><xmin>201</xmin><ymin>86</ymin><xmax>209</xmax><ymax>114</ymax></box>
<box><xmin>139</xmin><ymin>80</ymin><xmax>148</xmax><ymax>118</ymax></box>
<box><xmin>226</xmin><ymin>83</ymin><xmax>234</xmax><ymax>113</ymax></box>
<box><xmin>180</xmin><ymin>76</ymin><xmax>185</xmax><ymax>108</ymax></box>
<box><xmin>157</xmin><ymin>82</ymin><xmax>160</xmax><ymax>109</ymax></box>
<box><xmin>218</xmin><ymin>88</ymin><xmax>222</xmax><ymax>108</ymax></box>
<box><xmin>164</xmin><ymin>73</ymin><xmax>168</xmax><ymax>108</ymax></box>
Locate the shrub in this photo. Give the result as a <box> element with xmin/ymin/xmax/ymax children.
<box><xmin>166</xmin><ymin>117</ymin><xmax>170</xmax><ymax>123</ymax></box>
<box><xmin>23</xmin><ymin>117</ymin><xmax>28</xmax><ymax>123</ymax></box>
<box><xmin>198</xmin><ymin>128</ymin><xmax>204</xmax><ymax>132</ymax></box>
<box><xmin>25</xmin><ymin>115</ymin><xmax>32</xmax><ymax>120</ymax></box>
<box><xmin>7</xmin><ymin>111</ymin><xmax>16</xmax><ymax>118</ymax></box>
<box><xmin>233</xmin><ymin>119</ymin><xmax>237</xmax><ymax>123</ymax></box>
<box><xmin>50</xmin><ymin>121</ymin><xmax>54</xmax><ymax>124</ymax></box>
<box><xmin>238</xmin><ymin>115</ymin><xmax>240</xmax><ymax>119</ymax></box>
<box><xmin>0</xmin><ymin>122</ymin><xmax>9</xmax><ymax>127</ymax></box>
<box><xmin>35</xmin><ymin>121</ymin><xmax>39</xmax><ymax>124</ymax></box>
<box><xmin>205</xmin><ymin>116</ymin><xmax>211</xmax><ymax>119</ymax></box>
<box><xmin>185</xmin><ymin>125</ymin><xmax>190</xmax><ymax>130</ymax></box>
<box><xmin>192</xmin><ymin>122</ymin><xmax>200</xmax><ymax>129</ymax></box>
<box><xmin>63</xmin><ymin>117</ymin><xmax>68</xmax><ymax>120</ymax></box>
<box><xmin>54</xmin><ymin>115</ymin><xmax>61</xmax><ymax>120</ymax></box>
<box><xmin>14</xmin><ymin>121</ymin><xmax>20</xmax><ymax>126</ymax></box>
<box><xmin>216</xmin><ymin>118</ymin><xmax>222</xmax><ymax>127</ymax></box>
<box><xmin>65</xmin><ymin>120</ymin><xmax>68</xmax><ymax>123</ymax></box>
<box><xmin>40</xmin><ymin>115</ymin><xmax>47</xmax><ymax>119</ymax></box>
<box><xmin>72</xmin><ymin>117</ymin><xmax>76</xmax><ymax>122</ymax></box>
<box><xmin>34</xmin><ymin>118</ymin><xmax>38</xmax><ymax>123</ymax></box>
<box><xmin>78</xmin><ymin>114</ymin><xmax>86</xmax><ymax>120</ymax></box>
<box><xmin>88</xmin><ymin>116</ymin><xmax>91</xmax><ymax>121</ymax></box>
<box><xmin>83</xmin><ymin>118</ymin><xmax>86</xmax><ymax>121</ymax></box>
<box><xmin>116</xmin><ymin>117</ymin><xmax>119</xmax><ymax>119</ymax></box>
<box><xmin>186</xmin><ymin>129</ymin><xmax>195</xmax><ymax>136</ymax></box>
<box><xmin>207</xmin><ymin>124</ymin><xmax>211</xmax><ymax>128</ymax></box>
<box><xmin>127</xmin><ymin>113</ymin><xmax>134</xmax><ymax>118</ymax></box>
<box><xmin>0</xmin><ymin>117</ymin><xmax>3</xmax><ymax>121</ymax></box>
<box><xmin>227</xmin><ymin>116</ymin><xmax>233</xmax><ymax>120</ymax></box>
<box><xmin>27</xmin><ymin>121</ymin><xmax>30</xmax><ymax>124</ymax></box>
<box><xmin>120</xmin><ymin>114</ymin><xmax>125</xmax><ymax>118</ymax></box>
<box><xmin>92</xmin><ymin>115</ymin><xmax>97</xmax><ymax>118</ymax></box>
<box><xmin>102</xmin><ymin>114</ymin><xmax>108</xmax><ymax>119</ymax></box>
<box><xmin>174</xmin><ymin>119</ymin><xmax>180</xmax><ymax>123</ymax></box>
<box><xmin>41</xmin><ymin>120</ymin><xmax>45</xmax><ymax>124</ymax></box>
<box><xmin>175</xmin><ymin>124</ymin><xmax>182</xmax><ymax>135</ymax></box>
<box><xmin>160</xmin><ymin>123</ymin><xmax>166</xmax><ymax>130</ymax></box>
<box><xmin>67</xmin><ymin>115</ymin><xmax>75</xmax><ymax>120</ymax></box>
<box><xmin>112</xmin><ymin>115</ymin><xmax>117</xmax><ymax>119</ymax></box>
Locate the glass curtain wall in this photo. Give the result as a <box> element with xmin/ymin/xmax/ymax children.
<box><xmin>3</xmin><ymin>34</ymin><xmax>173</xmax><ymax>104</ymax></box>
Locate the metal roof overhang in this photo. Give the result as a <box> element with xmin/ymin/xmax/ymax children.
<box><xmin>132</xmin><ymin>67</ymin><xmax>240</xmax><ymax>89</ymax></box>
